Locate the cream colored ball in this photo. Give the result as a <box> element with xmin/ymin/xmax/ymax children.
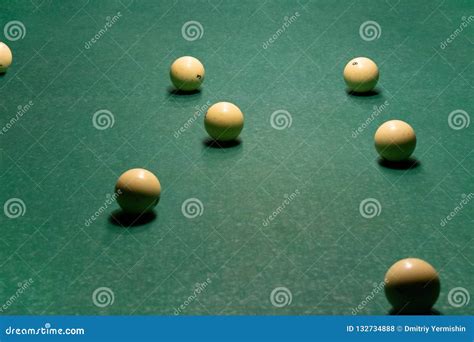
<box><xmin>204</xmin><ymin>102</ymin><xmax>244</xmax><ymax>141</ymax></box>
<box><xmin>343</xmin><ymin>57</ymin><xmax>379</xmax><ymax>93</ymax></box>
<box><xmin>115</xmin><ymin>168</ymin><xmax>161</xmax><ymax>214</ymax></box>
<box><xmin>0</xmin><ymin>42</ymin><xmax>13</xmax><ymax>73</ymax></box>
<box><xmin>384</xmin><ymin>258</ymin><xmax>440</xmax><ymax>313</ymax></box>
<box><xmin>170</xmin><ymin>56</ymin><xmax>205</xmax><ymax>91</ymax></box>
<box><xmin>374</xmin><ymin>120</ymin><xmax>416</xmax><ymax>161</ymax></box>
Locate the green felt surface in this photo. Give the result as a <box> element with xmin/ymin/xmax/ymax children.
<box><xmin>0</xmin><ymin>0</ymin><xmax>473</xmax><ymax>315</ymax></box>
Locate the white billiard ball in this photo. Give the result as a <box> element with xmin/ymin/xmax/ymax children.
<box><xmin>374</xmin><ymin>120</ymin><xmax>416</xmax><ymax>162</ymax></box>
<box><xmin>0</xmin><ymin>42</ymin><xmax>13</xmax><ymax>73</ymax></box>
<box><xmin>170</xmin><ymin>56</ymin><xmax>205</xmax><ymax>91</ymax></box>
<box><xmin>115</xmin><ymin>168</ymin><xmax>161</xmax><ymax>214</ymax></box>
<box><xmin>204</xmin><ymin>102</ymin><xmax>244</xmax><ymax>141</ymax></box>
<box><xmin>343</xmin><ymin>57</ymin><xmax>379</xmax><ymax>93</ymax></box>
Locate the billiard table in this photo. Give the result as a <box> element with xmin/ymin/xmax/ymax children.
<box><xmin>0</xmin><ymin>0</ymin><xmax>472</xmax><ymax>315</ymax></box>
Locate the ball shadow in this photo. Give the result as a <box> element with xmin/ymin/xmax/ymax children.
<box><xmin>166</xmin><ymin>86</ymin><xmax>201</xmax><ymax>97</ymax></box>
<box><xmin>202</xmin><ymin>137</ymin><xmax>242</xmax><ymax>149</ymax></box>
<box><xmin>346</xmin><ymin>89</ymin><xmax>380</xmax><ymax>97</ymax></box>
<box><xmin>108</xmin><ymin>210</ymin><xmax>157</xmax><ymax>228</ymax></box>
<box><xmin>388</xmin><ymin>308</ymin><xmax>442</xmax><ymax>315</ymax></box>
<box><xmin>0</xmin><ymin>72</ymin><xmax>6</xmax><ymax>77</ymax></box>
<box><xmin>377</xmin><ymin>157</ymin><xmax>421</xmax><ymax>170</ymax></box>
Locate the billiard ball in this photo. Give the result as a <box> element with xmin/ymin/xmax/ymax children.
<box><xmin>115</xmin><ymin>168</ymin><xmax>161</xmax><ymax>214</ymax></box>
<box><xmin>374</xmin><ymin>120</ymin><xmax>416</xmax><ymax>161</ymax></box>
<box><xmin>384</xmin><ymin>258</ymin><xmax>440</xmax><ymax>314</ymax></box>
<box><xmin>0</xmin><ymin>42</ymin><xmax>13</xmax><ymax>73</ymax></box>
<box><xmin>170</xmin><ymin>56</ymin><xmax>205</xmax><ymax>91</ymax></box>
<box><xmin>204</xmin><ymin>102</ymin><xmax>244</xmax><ymax>141</ymax></box>
<box><xmin>343</xmin><ymin>57</ymin><xmax>379</xmax><ymax>93</ymax></box>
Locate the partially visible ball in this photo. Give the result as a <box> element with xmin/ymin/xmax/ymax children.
<box><xmin>0</xmin><ymin>42</ymin><xmax>13</xmax><ymax>73</ymax></box>
<box><xmin>115</xmin><ymin>168</ymin><xmax>161</xmax><ymax>214</ymax></box>
<box><xmin>204</xmin><ymin>102</ymin><xmax>244</xmax><ymax>141</ymax></box>
<box><xmin>170</xmin><ymin>56</ymin><xmax>205</xmax><ymax>91</ymax></box>
<box><xmin>374</xmin><ymin>120</ymin><xmax>416</xmax><ymax>161</ymax></box>
<box><xmin>343</xmin><ymin>57</ymin><xmax>379</xmax><ymax>93</ymax></box>
<box><xmin>384</xmin><ymin>258</ymin><xmax>440</xmax><ymax>314</ymax></box>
